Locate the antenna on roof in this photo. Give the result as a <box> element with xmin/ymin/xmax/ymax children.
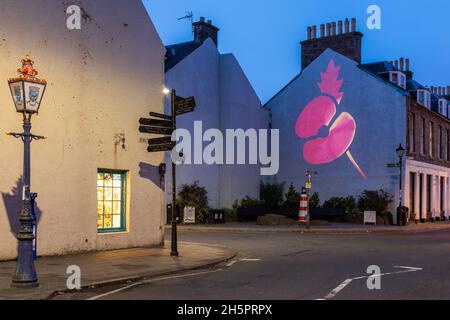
<box><xmin>178</xmin><ymin>11</ymin><xmax>193</xmax><ymax>24</ymax></box>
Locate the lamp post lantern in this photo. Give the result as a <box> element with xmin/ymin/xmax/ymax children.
<box><xmin>7</xmin><ymin>55</ymin><xmax>47</xmax><ymax>288</ymax></box>
<box><xmin>396</xmin><ymin>144</ymin><xmax>405</xmax><ymax>210</ymax></box>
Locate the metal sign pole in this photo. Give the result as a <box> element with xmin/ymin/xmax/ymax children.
<box><xmin>170</xmin><ymin>89</ymin><xmax>179</xmax><ymax>257</ymax></box>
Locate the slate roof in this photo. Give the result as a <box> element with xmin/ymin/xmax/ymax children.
<box><xmin>406</xmin><ymin>80</ymin><xmax>428</xmax><ymax>92</ymax></box>
<box><xmin>165</xmin><ymin>41</ymin><xmax>202</xmax><ymax>72</ymax></box>
<box><xmin>360</xmin><ymin>61</ymin><xmax>400</xmax><ymax>74</ymax></box>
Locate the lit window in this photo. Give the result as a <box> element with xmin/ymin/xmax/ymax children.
<box><xmin>97</xmin><ymin>170</ymin><xmax>127</xmax><ymax>233</ymax></box>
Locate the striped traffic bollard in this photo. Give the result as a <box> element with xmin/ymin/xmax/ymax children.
<box><xmin>298</xmin><ymin>192</ymin><xmax>309</xmax><ymax>222</ymax></box>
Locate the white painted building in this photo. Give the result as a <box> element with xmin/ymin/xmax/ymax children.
<box><xmin>0</xmin><ymin>0</ymin><xmax>166</xmax><ymax>260</ymax></box>
<box><xmin>164</xmin><ymin>18</ymin><xmax>269</xmax><ymax>209</ymax></box>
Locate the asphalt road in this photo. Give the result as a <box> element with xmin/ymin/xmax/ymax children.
<box><xmin>58</xmin><ymin>229</ymin><xmax>450</xmax><ymax>300</ymax></box>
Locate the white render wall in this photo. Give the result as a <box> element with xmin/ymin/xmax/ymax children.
<box><xmin>165</xmin><ymin>39</ymin><xmax>269</xmax><ymax>209</ymax></box>
<box><xmin>219</xmin><ymin>54</ymin><xmax>269</xmax><ymax>207</ymax></box>
<box><xmin>0</xmin><ymin>0</ymin><xmax>166</xmax><ymax>260</ymax></box>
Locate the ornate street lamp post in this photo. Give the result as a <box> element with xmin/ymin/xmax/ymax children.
<box><xmin>7</xmin><ymin>55</ymin><xmax>47</xmax><ymax>288</ymax></box>
<box><xmin>396</xmin><ymin>144</ymin><xmax>405</xmax><ymax>207</ymax></box>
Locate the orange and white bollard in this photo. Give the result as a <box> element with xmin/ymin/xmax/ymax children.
<box><xmin>298</xmin><ymin>191</ymin><xmax>308</xmax><ymax>222</ymax></box>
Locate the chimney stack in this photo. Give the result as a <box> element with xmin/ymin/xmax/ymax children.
<box><xmin>399</xmin><ymin>58</ymin><xmax>404</xmax><ymax>72</ymax></box>
<box><xmin>301</xmin><ymin>18</ymin><xmax>363</xmax><ymax>70</ymax></box>
<box><xmin>394</xmin><ymin>60</ymin><xmax>399</xmax><ymax>69</ymax></box>
<box><xmin>193</xmin><ymin>17</ymin><xmax>220</xmax><ymax>46</ymax></box>
<box><xmin>405</xmin><ymin>58</ymin><xmax>410</xmax><ymax>72</ymax></box>
<box><xmin>447</xmin><ymin>86</ymin><xmax>450</xmax><ymax>96</ymax></box>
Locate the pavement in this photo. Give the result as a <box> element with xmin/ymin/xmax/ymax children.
<box><xmin>0</xmin><ymin>241</ymin><xmax>236</xmax><ymax>300</ymax></box>
<box><xmin>168</xmin><ymin>221</ymin><xmax>450</xmax><ymax>234</ymax></box>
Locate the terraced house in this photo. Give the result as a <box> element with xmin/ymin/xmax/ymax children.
<box><xmin>265</xmin><ymin>18</ymin><xmax>450</xmax><ymax>223</ymax></box>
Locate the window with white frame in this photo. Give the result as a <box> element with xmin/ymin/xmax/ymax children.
<box><xmin>439</xmin><ymin>99</ymin><xmax>448</xmax><ymax>117</ymax></box>
<box><xmin>417</xmin><ymin>90</ymin><xmax>431</xmax><ymax>108</ymax></box>
<box><xmin>389</xmin><ymin>71</ymin><xmax>406</xmax><ymax>89</ymax></box>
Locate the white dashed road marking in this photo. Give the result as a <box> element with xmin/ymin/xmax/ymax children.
<box><xmin>322</xmin><ymin>266</ymin><xmax>423</xmax><ymax>300</ymax></box>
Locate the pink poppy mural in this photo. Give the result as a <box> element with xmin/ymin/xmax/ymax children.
<box><xmin>295</xmin><ymin>59</ymin><xmax>367</xmax><ymax>179</ymax></box>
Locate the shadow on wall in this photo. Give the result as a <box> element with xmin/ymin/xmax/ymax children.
<box><xmin>139</xmin><ymin>162</ymin><xmax>164</xmax><ymax>191</ymax></box>
<box><xmin>1</xmin><ymin>176</ymin><xmax>43</xmax><ymax>236</ymax></box>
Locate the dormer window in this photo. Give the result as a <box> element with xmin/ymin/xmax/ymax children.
<box><xmin>389</xmin><ymin>71</ymin><xmax>406</xmax><ymax>89</ymax></box>
<box><xmin>438</xmin><ymin>99</ymin><xmax>448</xmax><ymax>117</ymax></box>
<box><xmin>417</xmin><ymin>90</ymin><xmax>431</xmax><ymax>108</ymax></box>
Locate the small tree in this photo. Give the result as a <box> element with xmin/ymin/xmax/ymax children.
<box><xmin>285</xmin><ymin>183</ymin><xmax>300</xmax><ymax>205</ymax></box>
<box><xmin>260</xmin><ymin>181</ymin><xmax>285</xmax><ymax>206</ymax></box>
<box><xmin>309</xmin><ymin>192</ymin><xmax>320</xmax><ymax>209</ymax></box>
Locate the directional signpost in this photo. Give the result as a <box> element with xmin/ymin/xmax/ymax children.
<box><xmin>138</xmin><ymin>89</ymin><xmax>196</xmax><ymax>257</ymax></box>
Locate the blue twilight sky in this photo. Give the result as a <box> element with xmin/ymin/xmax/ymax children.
<box><xmin>144</xmin><ymin>0</ymin><xmax>450</xmax><ymax>104</ymax></box>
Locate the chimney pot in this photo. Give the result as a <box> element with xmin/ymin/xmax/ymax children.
<box><xmin>200</xmin><ymin>17</ymin><xmax>205</xmax><ymax>22</ymax></box>
<box><xmin>331</xmin><ymin>22</ymin><xmax>336</xmax><ymax>36</ymax></box>
<box><xmin>320</xmin><ymin>24</ymin><xmax>325</xmax><ymax>38</ymax></box>
<box><xmin>447</xmin><ymin>86</ymin><xmax>450</xmax><ymax>95</ymax></box>
<box><xmin>312</xmin><ymin>25</ymin><xmax>317</xmax><ymax>39</ymax></box>
<box><xmin>307</xmin><ymin>26</ymin><xmax>312</xmax><ymax>40</ymax></box>
<box><xmin>405</xmin><ymin>58</ymin><xmax>410</xmax><ymax>72</ymax></box>
<box><xmin>345</xmin><ymin>19</ymin><xmax>350</xmax><ymax>33</ymax></box>
<box><xmin>338</xmin><ymin>20</ymin><xmax>343</xmax><ymax>34</ymax></box>
<box><xmin>400</xmin><ymin>58</ymin><xmax>404</xmax><ymax>72</ymax></box>
<box><xmin>351</xmin><ymin>18</ymin><xmax>356</xmax><ymax>32</ymax></box>
<box><xmin>326</xmin><ymin>23</ymin><xmax>331</xmax><ymax>37</ymax></box>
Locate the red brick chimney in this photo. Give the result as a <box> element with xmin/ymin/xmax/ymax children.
<box><xmin>193</xmin><ymin>17</ymin><xmax>220</xmax><ymax>46</ymax></box>
<box><xmin>301</xmin><ymin>18</ymin><xmax>363</xmax><ymax>71</ymax></box>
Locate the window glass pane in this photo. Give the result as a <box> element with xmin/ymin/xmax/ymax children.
<box><xmin>104</xmin><ymin>188</ymin><xmax>113</xmax><ymax>201</ymax></box>
<box><xmin>104</xmin><ymin>174</ymin><xmax>113</xmax><ymax>186</ymax></box>
<box><xmin>113</xmin><ymin>215</ymin><xmax>122</xmax><ymax>229</ymax></box>
<box><xmin>113</xmin><ymin>188</ymin><xmax>121</xmax><ymax>201</ymax></box>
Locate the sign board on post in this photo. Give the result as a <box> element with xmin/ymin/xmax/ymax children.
<box><xmin>364</xmin><ymin>211</ymin><xmax>377</xmax><ymax>225</ymax></box>
<box><xmin>184</xmin><ymin>207</ymin><xmax>196</xmax><ymax>224</ymax></box>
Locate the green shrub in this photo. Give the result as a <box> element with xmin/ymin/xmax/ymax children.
<box><xmin>237</xmin><ymin>196</ymin><xmax>264</xmax><ymax>208</ymax></box>
<box><xmin>260</xmin><ymin>181</ymin><xmax>285</xmax><ymax>206</ymax></box>
<box><xmin>358</xmin><ymin>189</ymin><xmax>393</xmax><ymax>215</ymax></box>
<box><xmin>178</xmin><ymin>181</ymin><xmax>208</xmax><ymax>223</ymax></box>
<box><xmin>323</xmin><ymin>196</ymin><xmax>356</xmax><ymax>214</ymax></box>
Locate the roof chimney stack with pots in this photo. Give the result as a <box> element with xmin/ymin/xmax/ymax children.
<box><xmin>193</xmin><ymin>17</ymin><xmax>220</xmax><ymax>46</ymax></box>
<box><xmin>399</xmin><ymin>58</ymin><xmax>404</xmax><ymax>72</ymax></box>
<box><xmin>311</xmin><ymin>26</ymin><xmax>317</xmax><ymax>39</ymax></box>
<box><xmin>300</xmin><ymin>18</ymin><xmax>363</xmax><ymax>70</ymax></box>
<box><xmin>404</xmin><ymin>58</ymin><xmax>413</xmax><ymax>81</ymax></box>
